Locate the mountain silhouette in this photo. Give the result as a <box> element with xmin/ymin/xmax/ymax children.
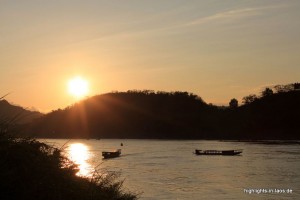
<box><xmin>23</xmin><ymin>85</ymin><xmax>300</xmax><ymax>140</ymax></box>
<box><xmin>0</xmin><ymin>100</ymin><xmax>43</xmax><ymax>124</ymax></box>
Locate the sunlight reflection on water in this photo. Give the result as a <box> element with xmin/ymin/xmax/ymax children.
<box><xmin>67</xmin><ymin>143</ymin><xmax>93</xmax><ymax>177</ymax></box>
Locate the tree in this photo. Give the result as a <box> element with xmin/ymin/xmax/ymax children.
<box><xmin>242</xmin><ymin>94</ymin><xmax>258</xmax><ymax>105</ymax></box>
<box><xmin>261</xmin><ymin>87</ymin><xmax>273</xmax><ymax>97</ymax></box>
<box><xmin>293</xmin><ymin>83</ymin><xmax>300</xmax><ymax>90</ymax></box>
<box><xmin>229</xmin><ymin>98</ymin><xmax>238</xmax><ymax>108</ymax></box>
<box><xmin>274</xmin><ymin>83</ymin><xmax>300</xmax><ymax>93</ymax></box>
<box><xmin>274</xmin><ymin>84</ymin><xmax>293</xmax><ymax>93</ymax></box>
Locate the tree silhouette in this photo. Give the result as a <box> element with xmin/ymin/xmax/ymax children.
<box><xmin>293</xmin><ymin>83</ymin><xmax>300</xmax><ymax>90</ymax></box>
<box><xmin>242</xmin><ymin>94</ymin><xmax>258</xmax><ymax>104</ymax></box>
<box><xmin>261</xmin><ymin>87</ymin><xmax>273</xmax><ymax>97</ymax></box>
<box><xmin>229</xmin><ymin>98</ymin><xmax>238</xmax><ymax>108</ymax></box>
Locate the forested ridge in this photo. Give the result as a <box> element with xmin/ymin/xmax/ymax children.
<box><xmin>18</xmin><ymin>83</ymin><xmax>300</xmax><ymax>139</ymax></box>
<box><xmin>0</xmin><ymin>99</ymin><xmax>43</xmax><ymax>124</ymax></box>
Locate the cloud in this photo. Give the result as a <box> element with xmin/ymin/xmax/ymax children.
<box><xmin>186</xmin><ymin>7</ymin><xmax>261</xmax><ymax>26</ymax></box>
<box><xmin>185</xmin><ymin>4</ymin><xmax>288</xmax><ymax>27</ymax></box>
<box><xmin>60</xmin><ymin>4</ymin><xmax>290</xmax><ymax>47</ymax></box>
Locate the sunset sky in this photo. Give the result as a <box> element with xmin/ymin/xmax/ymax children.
<box><xmin>1</xmin><ymin>0</ymin><xmax>300</xmax><ymax>112</ymax></box>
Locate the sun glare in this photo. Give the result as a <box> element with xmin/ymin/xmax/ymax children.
<box><xmin>68</xmin><ymin>76</ymin><xmax>89</xmax><ymax>98</ymax></box>
<box><xmin>68</xmin><ymin>143</ymin><xmax>92</xmax><ymax>177</ymax></box>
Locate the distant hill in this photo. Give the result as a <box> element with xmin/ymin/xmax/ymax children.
<box><xmin>25</xmin><ymin>91</ymin><xmax>210</xmax><ymax>138</ymax></box>
<box><xmin>220</xmin><ymin>90</ymin><xmax>300</xmax><ymax>139</ymax></box>
<box><xmin>24</xmin><ymin>84</ymin><xmax>300</xmax><ymax>140</ymax></box>
<box><xmin>0</xmin><ymin>100</ymin><xmax>43</xmax><ymax>124</ymax></box>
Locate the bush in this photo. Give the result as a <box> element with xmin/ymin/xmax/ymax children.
<box><xmin>0</xmin><ymin>132</ymin><xmax>137</xmax><ymax>200</ymax></box>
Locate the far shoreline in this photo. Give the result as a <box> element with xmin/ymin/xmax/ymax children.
<box><xmin>36</xmin><ymin>137</ymin><xmax>300</xmax><ymax>143</ymax></box>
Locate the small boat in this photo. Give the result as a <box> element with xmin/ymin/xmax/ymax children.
<box><xmin>195</xmin><ymin>149</ymin><xmax>242</xmax><ymax>156</ymax></box>
<box><xmin>102</xmin><ymin>149</ymin><xmax>121</xmax><ymax>159</ymax></box>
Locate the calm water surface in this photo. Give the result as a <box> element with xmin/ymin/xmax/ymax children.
<box><xmin>39</xmin><ymin>139</ymin><xmax>300</xmax><ymax>200</ymax></box>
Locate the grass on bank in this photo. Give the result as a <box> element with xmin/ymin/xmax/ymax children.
<box><xmin>0</xmin><ymin>131</ymin><xmax>138</xmax><ymax>200</ymax></box>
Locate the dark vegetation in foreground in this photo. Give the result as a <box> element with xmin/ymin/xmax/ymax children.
<box><xmin>0</xmin><ymin>124</ymin><xmax>137</xmax><ymax>200</ymax></box>
<box><xmin>4</xmin><ymin>83</ymin><xmax>300</xmax><ymax>140</ymax></box>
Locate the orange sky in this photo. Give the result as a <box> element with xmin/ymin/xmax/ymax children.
<box><xmin>1</xmin><ymin>0</ymin><xmax>300</xmax><ymax>112</ymax></box>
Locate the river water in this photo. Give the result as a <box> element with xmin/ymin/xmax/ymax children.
<box><xmin>39</xmin><ymin>139</ymin><xmax>300</xmax><ymax>200</ymax></box>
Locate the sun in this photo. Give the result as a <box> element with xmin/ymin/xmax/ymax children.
<box><xmin>68</xmin><ymin>76</ymin><xmax>89</xmax><ymax>98</ymax></box>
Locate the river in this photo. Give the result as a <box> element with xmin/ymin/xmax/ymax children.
<box><xmin>39</xmin><ymin>139</ymin><xmax>300</xmax><ymax>200</ymax></box>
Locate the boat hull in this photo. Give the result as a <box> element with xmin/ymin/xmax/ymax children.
<box><xmin>195</xmin><ymin>149</ymin><xmax>242</xmax><ymax>156</ymax></box>
<box><xmin>102</xmin><ymin>149</ymin><xmax>121</xmax><ymax>159</ymax></box>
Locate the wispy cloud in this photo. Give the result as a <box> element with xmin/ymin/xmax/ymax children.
<box><xmin>186</xmin><ymin>8</ymin><xmax>260</xmax><ymax>26</ymax></box>
<box><xmin>185</xmin><ymin>4</ymin><xmax>287</xmax><ymax>26</ymax></box>
<box><xmin>59</xmin><ymin>4</ymin><xmax>291</xmax><ymax>47</ymax></box>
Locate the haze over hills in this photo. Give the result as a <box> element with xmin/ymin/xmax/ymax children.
<box><xmin>21</xmin><ymin>83</ymin><xmax>300</xmax><ymax>140</ymax></box>
<box><xmin>0</xmin><ymin>100</ymin><xmax>43</xmax><ymax>124</ymax></box>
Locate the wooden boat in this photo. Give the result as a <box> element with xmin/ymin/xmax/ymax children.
<box><xmin>195</xmin><ymin>149</ymin><xmax>242</xmax><ymax>156</ymax></box>
<box><xmin>102</xmin><ymin>149</ymin><xmax>121</xmax><ymax>159</ymax></box>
